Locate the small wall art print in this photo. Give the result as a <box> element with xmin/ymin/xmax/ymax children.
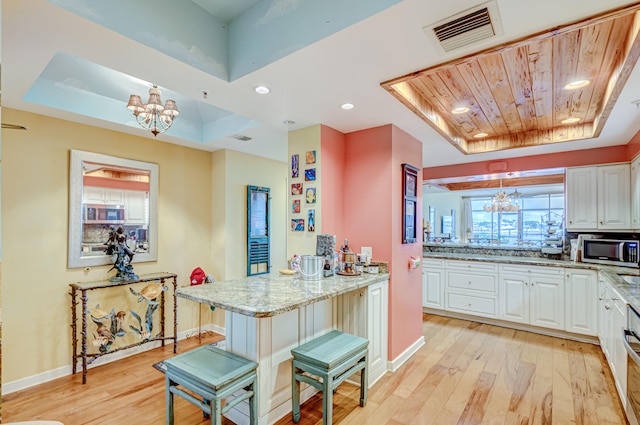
<box><xmin>292</xmin><ymin>199</ymin><xmax>300</xmax><ymax>213</ymax></box>
<box><xmin>291</xmin><ymin>183</ymin><xmax>303</xmax><ymax>195</ymax></box>
<box><xmin>291</xmin><ymin>218</ymin><xmax>305</xmax><ymax>231</ymax></box>
<box><xmin>306</xmin><ymin>150</ymin><xmax>316</xmax><ymax>164</ymax></box>
<box><xmin>305</xmin><ymin>187</ymin><xmax>316</xmax><ymax>204</ymax></box>
<box><xmin>291</xmin><ymin>154</ymin><xmax>299</xmax><ymax>178</ymax></box>
<box><xmin>305</xmin><ymin>168</ymin><xmax>316</xmax><ymax>181</ymax></box>
<box><xmin>307</xmin><ymin>209</ymin><xmax>315</xmax><ymax>232</ymax></box>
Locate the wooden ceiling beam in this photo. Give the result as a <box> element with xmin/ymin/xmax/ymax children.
<box><xmin>440</xmin><ymin>174</ymin><xmax>564</xmax><ymax>191</ymax></box>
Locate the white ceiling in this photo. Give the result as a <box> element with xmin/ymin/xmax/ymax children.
<box><xmin>4</xmin><ymin>0</ymin><xmax>640</xmax><ymax>168</ymax></box>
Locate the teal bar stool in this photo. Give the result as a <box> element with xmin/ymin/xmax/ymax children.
<box><xmin>163</xmin><ymin>345</ymin><xmax>258</xmax><ymax>425</ymax></box>
<box><xmin>291</xmin><ymin>330</ymin><xmax>369</xmax><ymax>425</ymax></box>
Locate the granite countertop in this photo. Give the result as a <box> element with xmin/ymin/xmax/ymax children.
<box><xmin>175</xmin><ymin>272</ymin><xmax>390</xmax><ymax>318</ymax></box>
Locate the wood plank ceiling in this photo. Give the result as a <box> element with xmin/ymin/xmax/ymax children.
<box><xmin>381</xmin><ymin>3</ymin><xmax>640</xmax><ymax>155</ymax></box>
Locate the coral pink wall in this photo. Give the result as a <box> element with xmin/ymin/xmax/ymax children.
<box><xmin>320</xmin><ymin>125</ymin><xmax>346</xmax><ymax>240</ymax></box>
<box><xmin>423</xmin><ymin>145</ymin><xmax>629</xmax><ymax>180</ymax></box>
<box><xmin>627</xmin><ymin>129</ymin><xmax>640</xmax><ymax>160</ymax></box>
<box><xmin>344</xmin><ymin>125</ymin><xmax>423</xmax><ymax>361</ymax></box>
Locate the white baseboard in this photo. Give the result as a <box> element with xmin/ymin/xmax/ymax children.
<box><xmin>2</xmin><ymin>324</ymin><xmax>226</xmax><ymax>395</ymax></box>
<box><xmin>387</xmin><ymin>336</ymin><xmax>425</xmax><ymax>372</ymax></box>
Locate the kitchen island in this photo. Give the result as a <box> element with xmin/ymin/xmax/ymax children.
<box><xmin>176</xmin><ymin>272</ymin><xmax>389</xmax><ymax>425</ymax></box>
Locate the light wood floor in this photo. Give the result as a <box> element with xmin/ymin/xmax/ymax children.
<box><xmin>3</xmin><ymin>314</ymin><xmax>628</xmax><ymax>425</ymax></box>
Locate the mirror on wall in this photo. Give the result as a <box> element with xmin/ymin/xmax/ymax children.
<box><xmin>68</xmin><ymin>150</ymin><xmax>159</xmax><ymax>268</ymax></box>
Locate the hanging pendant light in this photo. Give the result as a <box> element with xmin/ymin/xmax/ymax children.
<box><xmin>483</xmin><ymin>179</ymin><xmax>520</xmax><ymax>212</ymax></box>
<box><xmin>127</xmin><ymin>85</ymin><xmax>179</xmax><ymax>136</ymax></box>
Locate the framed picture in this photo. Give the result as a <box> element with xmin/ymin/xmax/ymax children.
<box><xmin>306</xmin><ymin>150</ymin><xmax>316</xmax><ymax>164</ymax></box>
<box><xmin>305</xmin><ymin>168</ymin><xmax>316</xmax><ymax>181</ymax></box>
<box><xmin>292</xmin><ymin>199</ymin><xmax>300</xmax><ymax>213</ymax></box>
<box><xmin>291</xmin><ymin>183</ymin><xmax>303</xmax><ymax>195</ymax></box>
<box><xmin>305</xmin><ymin>187</ymin><xmax>316</xmax><ymax>204</ymax></box>
<box><xmin>308</xmin><ymin>209</ymin><xmax>315</xmax><ymax>232</ymax></box>
<box><xmin>291</xmin><ymin>154</ymin><xmax>299</xmax><ymax>178</ymax></box>
<box><xmin>402</xmin><ymin>163</ymin><xmax>419</xmax><ymax>244</ymax></box>
<box><xmin>291</xmin><ymin>218</ymin><xmax>305</xmax><ymax>231</ymax></box>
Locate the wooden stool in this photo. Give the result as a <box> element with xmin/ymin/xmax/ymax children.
<box><xmin>291</xmin><ymin>330</ymin><xmax>369</xmax><ymax>425</ymax></box>
<box><xmin>164</xmin><ymin>345</ymin><xmax>258</xmax><ymax>425</ymax></box>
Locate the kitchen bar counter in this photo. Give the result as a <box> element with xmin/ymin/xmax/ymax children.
<box><xmin>175</xmin><ymin>272</ymin><xmax>389</xmax><ymax>318</ymax></box>
<box><xmin>176</xmin><ymin>272</ymin><xmax>390</xmax><ymax>425</ymax></box>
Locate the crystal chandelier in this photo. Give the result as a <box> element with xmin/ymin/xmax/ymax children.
<box><xmin>126</xmin><ymin>85</ymin><xmax>179</xmax><ymax>136</ymax></box>
<box><xmin>484</xmin><ymin>179</ymin><xmax>520</xmax><ymax>212</ymax></box>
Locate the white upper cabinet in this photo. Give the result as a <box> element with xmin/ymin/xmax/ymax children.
<box><xmin>83</xmin><ymin>186</ymin><xmax>125</xmax><ymax>205</ymax></box>
<box><xmin>566</xmin><ymin>164</ymin><xmax>630</xmax><ymax>231</ymax></box>
<box><xmin>631</xmin><ymin>156</ymin><xmax>640</xmax><ymax>230</ymax></box>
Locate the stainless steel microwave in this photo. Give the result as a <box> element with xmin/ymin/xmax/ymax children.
<box><xmin>83</xmin><ymin>203</ymin><xmax>125</xmax><ymax>224</ymax></box>
<box><xmin>582</xmin><ymin>238</ymin><xmax>639</xmax><ymax>268</ymax></box>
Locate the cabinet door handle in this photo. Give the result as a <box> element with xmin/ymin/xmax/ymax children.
<box><xmin>611</xmin><ymin>297</ymin><xmax>619</xmax><ymax>301</ymax></box>
<box><xmin>600</xmin><ymin>221</ymin><xmax>604</xmax><ymax>224</ymax></box>
<box><xmin>605</xmin><ymin>305</ymin><xmax>611</xmax><ymax>310</ymax></box>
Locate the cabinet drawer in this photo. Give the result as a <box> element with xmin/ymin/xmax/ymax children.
<box><xmin>499</xmin><ymin>264</ymin><xmax>563</xmax><ymax>276</ymax></box>
<box><xmin>446</xmin><ymin>293</ymin><xmax>497</xmax><ymax>317</ymax></box>
<box><xmin>447</xmin><ymin>271</ymin><xmax>497</xmax><ymax>294</ymax></box>
<box><xmin>422</xmin><ymin>258</ymin><xmax>445</xmax><ymax>268</ymax></box>
<box><xmin>447</xmin><ymin>260</ymin><xmax>498</xmax><ymax>272</ymax></box>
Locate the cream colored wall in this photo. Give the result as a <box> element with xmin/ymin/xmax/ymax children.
<box><xmin>213</xmin><ymin>149</ymin><xmax>288</xmax><ymax>280</ymax></box>
<box><xmin>1</xmin><ymin>109</ymin><xmax>217</xmax><ymax>385</ymax></box>
<box><xmin>288</xmin><ymin>125</ymin><xmax>322</xmax><ymax>259</ymax></box>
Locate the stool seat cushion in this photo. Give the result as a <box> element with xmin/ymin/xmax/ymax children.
<box><xmin>291</xmin><ymin>330</ymin><xmax>369</xmax><ymax>370</ymax></box>
<box><xmin>164</xmin><ymin>345</ymin><xmax>257</xmax><ymax>391</ymax></box>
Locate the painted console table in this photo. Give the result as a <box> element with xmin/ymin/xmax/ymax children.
<box><xmin>69</xmin><ymin>272</ymin><xmax>178</xmax><ymax>384</ymax></box>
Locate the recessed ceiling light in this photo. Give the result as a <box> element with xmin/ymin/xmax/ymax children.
<box><xmin>254</xmin><ymin>85</ymin><xmax>270</xmax><ymax>94</ymax></box>
<box><xmin>561</xmin><ymin>117</ymin><xmax>581</xmax><ymax>124</ymax></box>
<box><xmin>564</xmin><ymin>79</ymin><xmax>590</xmax><ymax>90</ymax></box>
<box><xmin>341</xmin><ymin>103</ymin><xmax>355</xmax><ymax>110</ymax></box>
<box><xmin>451</xmin><ymin>106</ymin><xmax>469</xmax><ymax>114</ymax></box>
<box><xmin>473</xmin><ymin>132</ymin><xmax>489</xmax><ymax>138</ymax></box>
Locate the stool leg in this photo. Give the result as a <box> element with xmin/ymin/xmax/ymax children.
<box><xmin>165</xmin><ymin>377</ymin><xmax>175</xmax><ymax>425</ymax></box>
<box><xmin>292</xmin><ymin>367</ymin><xmax>301</xmax><ymax>423</ymax></box>
<box><xmin>360</xmin><ymin>354</ymin><xmax>368</xmax><ymax>407</ymax></box>
<box><xmin>213</xmin><ymin>398</ymin><xmax>222</xmax><ymax>425</ymax></box>
<box><xmin>323</xmin><ymin>373</ymin><xmax>333</xmax><ymax>425</ymax></box>
<box><xmin>250</xmin><ymin>376</ymin><xmax>258</xmax><ymax>425</ymax></box>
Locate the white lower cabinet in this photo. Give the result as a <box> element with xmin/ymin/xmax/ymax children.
<box><xmin>565</xmin><ymin>269</ymin><xmax>598</xmax><ymax>336</ymax></box>
<box><xmin>599</xmin><ymin>275</ymin><xmax>627</xmax><ymax>407</ymax></box>
<box><xmin>445</xmin><ymin>260</ymin><xmax>498</xmax><ymax>318</ymax></box>
<box><xmin>422</xmin><ymin>259</ymin><xmax>445</xmax><ymax>309</ymax></box>
<box><xmin>336</xmin><ymin>279</ymin><xmax>389</xmax><ymax>386</ymax></box>
<box><xmin>422</xmin><ymin>259</ymin><xmax>603</xmax><ymax>338</ymax></box>
<box><xmin>499</xmin><ymin>265</ymin><xmax>565</xmax><ymax>330</ymax></box>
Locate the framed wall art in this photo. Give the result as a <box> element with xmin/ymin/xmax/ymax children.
<box><xmin>402</xmin><ymin>163</ymin><xmax>419</xmax><ymax>244</ymax></box>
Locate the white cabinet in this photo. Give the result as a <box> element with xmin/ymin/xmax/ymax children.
<box><xmin>566</xmin><ymin>167</ymin><xmax>598</xmax><ymax>230</ymax></box>
<box><xmin>566</xmin><ymin>164</ymin><xmax>631</xmax><ymax>231</ymax></box>
<box><xmin>422</xmin><ymin>259</ymin><xmax>445</xmax><ymax>309</ymax></box>
<box><xmin>565</xmin><ymin>269</ymin><xmax>598</xmax><ymax>336</ymax></box>
<box><xmin>337</xmin><ymin>279</ymin><xmax>389</xmax><ymax>386</ymax></box>
<box><xmin>124</xmin><ymin>190</ymin><xmax>147</xmax><ymax>224</ymax></box>
<box><xmin>445</xmin><ymin>260</ymin><xmax>498</xmax><ymax>318</ymax></box>
<box><xmin>631</xmin><ymin>156</ymin><xmax>640</xmax><ymax>229</ymax></box>
<box><xmin>83</xmin><ymin>186</ymin><xmax>125</xmax><ymax>205</ymax></box>
<box><xmin>599</xmin><ymin>275</ymin><xmax>627</xmax><ymax>406</ymax></box>
<box><xmin>598</xmin><ymin>164</ymin><xmax>631</xmax><ymax>230</ymax></box>
<box><xmin>499</xmin><ymin>265</ymin><xmax>565</xmax><ymax>330</ymax></box>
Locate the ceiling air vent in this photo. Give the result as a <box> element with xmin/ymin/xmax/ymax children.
<box><xmin>426</xmin><ymin>2</ymin><xmax>503</xmax><ymax>53</ymax></box>
<box><xmin>233</xmin><ymin>135</ymin><xmax>252</xmax><ymax>142</ymax></box>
